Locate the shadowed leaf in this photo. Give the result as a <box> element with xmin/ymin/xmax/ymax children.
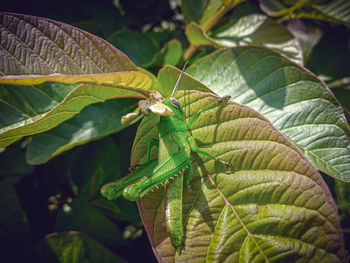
<box><xmin>26</xmin><ymin>98</ymin><xmax>138</xmax><ymax>164</ymax></box>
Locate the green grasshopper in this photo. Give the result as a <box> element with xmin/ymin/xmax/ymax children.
<box><xmin>101</xmin><ymin>63</ymin><xmax>231</xmax><ymax>252</ymax></box>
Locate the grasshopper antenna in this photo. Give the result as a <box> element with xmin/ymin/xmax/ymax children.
<box><xmin>171</xmin><ymin>61</ymin><xmax>188</xmax><ymax>98</ymax></box>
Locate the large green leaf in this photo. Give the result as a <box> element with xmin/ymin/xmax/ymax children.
<box><xmin>0</xmin><ymin>13</ymin><xmax>152</xmax><ymax>148</ymax></box>
<box><xmin>186</xmin><ymin>14</ymin><xmax>303</xmax><ymax>64</ymax></box>
<box><xmin>132</xmin><ymin>90</ymin><xmax>345</xmax><ymax>262</ymax></box>
<box><xmin>186</xmin><ymin>47</ymin><xmax>350</xmax><ymax>182</ymax></box>
<box><xmin>26</xmin><ymin>98</ymin><xmax>138</xmax><ymax>164</ymax></box>
<box><xmin>29</xmin><ymin>232</ymin><xmax>127</xmax><ymax>263</ymax></box>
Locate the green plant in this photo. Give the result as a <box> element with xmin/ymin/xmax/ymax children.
<box><xmin>1</xmin><ymin>0</ymin><xmax>350</xmax><ymax>262</ymax></box>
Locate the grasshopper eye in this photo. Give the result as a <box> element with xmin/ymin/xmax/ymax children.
<box><xmin>170</xmin><ymin>97</ymin><xmax>181</xmax><ymax>107</ymax></box>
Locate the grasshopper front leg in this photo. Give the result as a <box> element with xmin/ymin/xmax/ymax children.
<box><xmin>186</xmin><ymin>95</ymin><xmax>232</xmax><ymax>171</ymax></box>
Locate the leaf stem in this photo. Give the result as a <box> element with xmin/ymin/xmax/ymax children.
<box><xmin>182</xmin><ymin>3</ymin><xmax>236</xmax><ymax>62</ymax></box>
<box><xmin>202</xmin><ymin>5</ymin><xmax>228</xmax><ymax>32</ymax></box>
<box><xmin>183</xmin><ymin>44</ymin><xmax>198</xmax><ymax>62</ymax></box>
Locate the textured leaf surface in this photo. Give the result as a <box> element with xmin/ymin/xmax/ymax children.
<box><xmin>186</xmin><ymin>47</ymin><xmax>350</xmax><ymax>182</ymax></box>
<box><xmin>0</xmin><ymin>12</ymin><xmax>151</xmax><ymax>148</ymax></box>
<box><xmin>186</xmin><ymin>14</ymin><xmax>303</xmax><ymax>64</ymax></box>
<box><xmin>26</xmin><ymin>98</ymin><xmax>138</xmax><ymax>164</ymax></box>
<box><xmin>0</xmin><ymin>12</ymin><xmax>137</xmax><ymax>76</ymax></box>
<box><xmin>30</xmin><ymin>232</ymin><xmax>127</xmax><ymax>263</ymax></box>
<box><xmin>132</xmin><ymin>90</ymin><xmax>345</xmax><ymax>262</ymax></box>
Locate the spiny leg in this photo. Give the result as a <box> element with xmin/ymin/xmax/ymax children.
<box><xmin>186</xmin><ymin>95</ymin><xmax>232</xmax><ymax>168</ymax></box>
<box><xmin>187</xmin><ymin>95</ymin><xmax>231</xmax><ymax>128</ymax></box>
<box><xmin>187</xmin><ymin>136</ymin><xmax>232</xmax><ymax>168</ymax></box>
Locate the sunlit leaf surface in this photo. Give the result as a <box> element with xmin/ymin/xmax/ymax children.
<box><xmin>187</xmin><ymin>47</ymin><xmax>350</xmax><ymax>182</ymax></box>
<box><xmin>132</xmin><ymin>90</ymin><xmax>345</xmax><ymax>262</ymax></box>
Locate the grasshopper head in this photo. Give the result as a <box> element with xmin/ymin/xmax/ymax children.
<box><xmin>162</xmin><ymin>97</ymin><xmax>184</xmax><ymax>120</ymax></box>
<box><xmin>169</xmin><ymin>97</ymin><xmax>180</xmax><ymax>107</ymax></box>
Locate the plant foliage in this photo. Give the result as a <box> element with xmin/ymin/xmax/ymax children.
<box><xmin>0</xmin><ymin>0</ymin><xmax>350</xmax><ymax>262</ymax></box>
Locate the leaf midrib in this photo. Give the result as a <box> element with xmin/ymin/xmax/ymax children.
<box><xmin>206</xmin><ymin>171</ymin><xmax>270</xmax><ymax>262</ymax></box>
